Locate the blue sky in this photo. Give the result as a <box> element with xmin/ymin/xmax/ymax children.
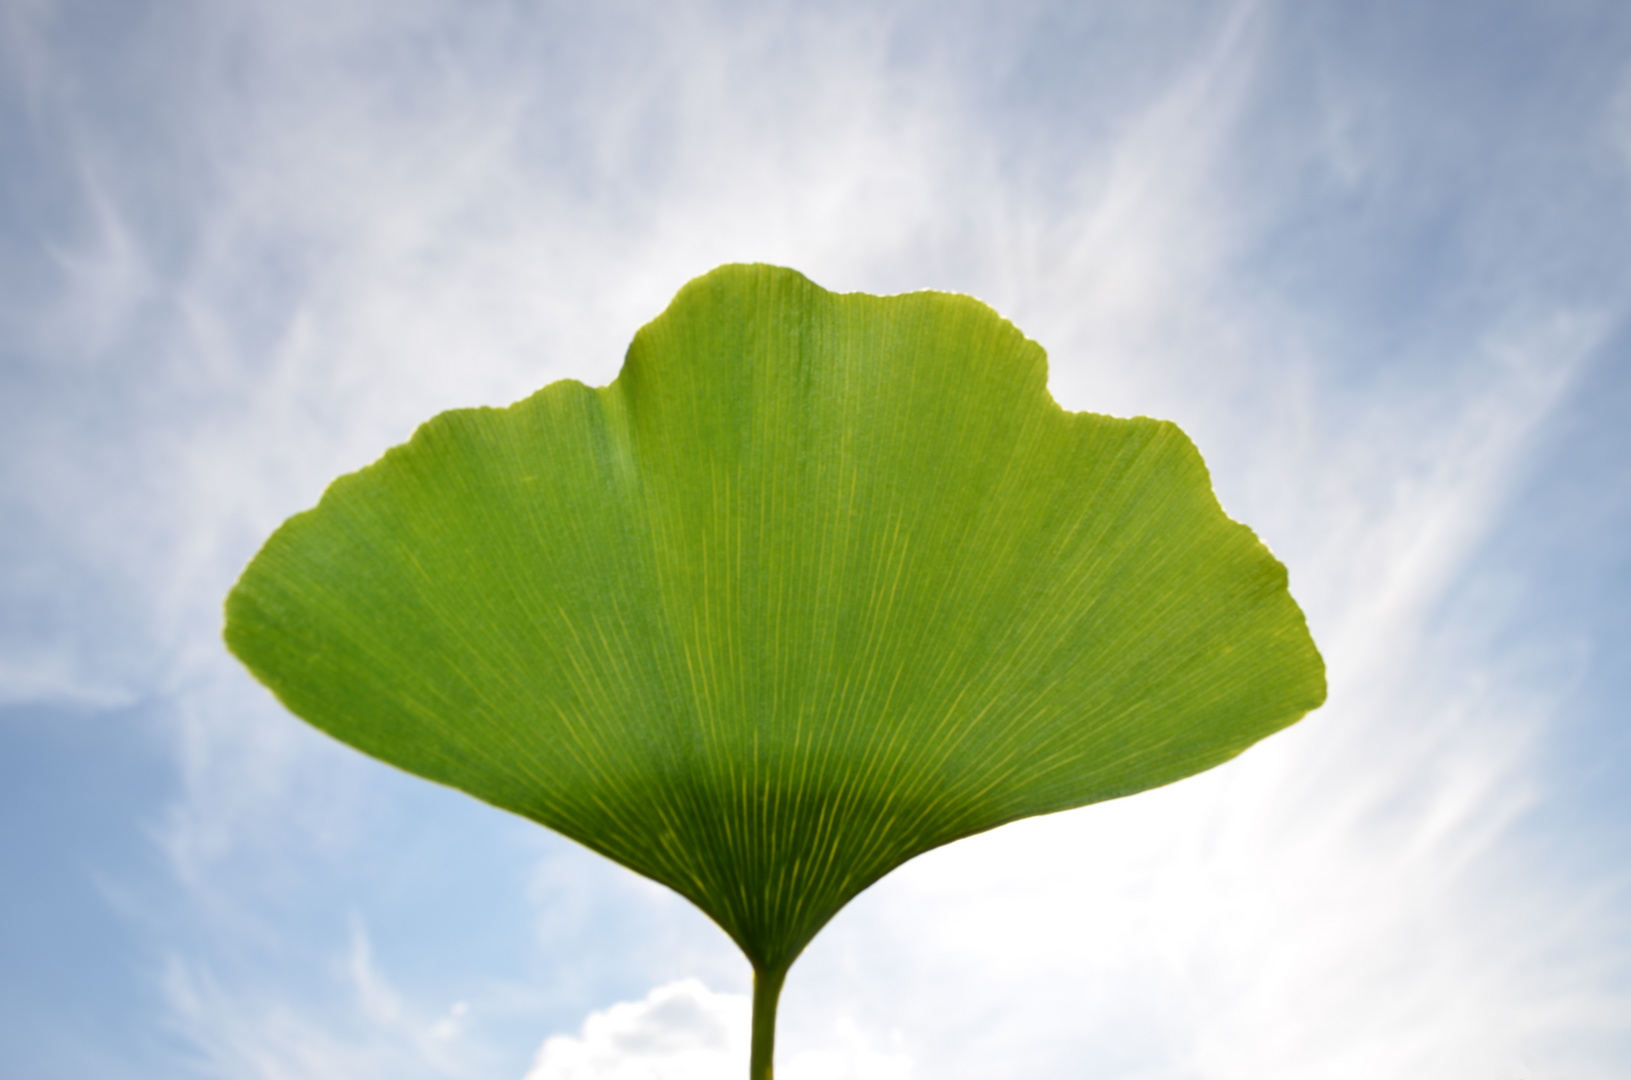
<box><xmin>3</xmin><ymin>1</ymin><xmax>1630</xmax><ymax>1077</ymax></box>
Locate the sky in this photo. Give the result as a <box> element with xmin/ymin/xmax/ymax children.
<box><xmin>3</xmin><ymin>0</ymin><xmax>1630</xmax><ymax>1077</ymax></box>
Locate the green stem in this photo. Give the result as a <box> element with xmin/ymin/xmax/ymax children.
<box><xmin>749</xmin><ymin>964</ymin><xmax>788</xmax><ymax>1080</ymax></box>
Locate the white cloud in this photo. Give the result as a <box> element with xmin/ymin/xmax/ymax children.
<box><xmin>780</xmin><ymin>1018</ymin><xmax>914</xmax><ymax>1080</ymax></box>
<box><xmin>161</xmin><ymin>925</ymin><xmax>492</xmax><ymax>1080</ymax></box>
<box><xmin>522</xmin><ymin>980</ymin><xmax>747</xmax><ymax>1080</ymax></box>
<box><xmin>523</xmin><ymin>980</ymin><xmax>911</xmax><ymax>1080</ymax></box>
<box><xmin>0</xmin><ymin>646</ymin><xmax>134</xmax><ymax>710</ymax></box>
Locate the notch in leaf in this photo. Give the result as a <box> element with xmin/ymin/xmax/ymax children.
<box><xmin>225</xmin><ymin>263</ymin><xmax>1326</xmax><ymax>1078</ymax></box>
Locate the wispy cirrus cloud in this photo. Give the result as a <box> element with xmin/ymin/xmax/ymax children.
<box><xmin>162</xmin><ymin>925</ymin><xmax>492</xmax><ymax>1080</ymax></box>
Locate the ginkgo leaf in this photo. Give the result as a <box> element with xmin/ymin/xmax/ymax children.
<box><xmin>224</xmin><ymin>263</ymin><xmax>1325</xmax><ymax>1078</ymax></box>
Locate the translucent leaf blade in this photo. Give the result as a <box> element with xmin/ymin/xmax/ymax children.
<box><xmin>225</xmin><ymin>263</ymin><xmax>1326</xmax><ymax>970</ymax></box>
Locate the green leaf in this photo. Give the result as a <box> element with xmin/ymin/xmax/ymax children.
<box><xmin>224</xmin><ymin>263</ymin><xmax>1324</xmax><ymax>1073</ymax></box>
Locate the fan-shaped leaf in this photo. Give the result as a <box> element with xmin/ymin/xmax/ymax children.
<box><xmin>225</xmin><ymin>263</ymin><xmax>1324</xmax><ymax>1075</ymax></box>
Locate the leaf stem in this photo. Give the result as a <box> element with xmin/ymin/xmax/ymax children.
<box><xmin>749</xmin><ymin>964</ymin><xmax>788</xmax><ymax>1080</ymax></box>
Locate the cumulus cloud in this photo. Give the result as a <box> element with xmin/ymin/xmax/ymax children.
<box><xmin>523</xmin><ymin>980</ymin><xmax>911</xmax><ymax>1080</ymax></box>
<box><xmin>523</xmin><ymin>980</ymin><xmax>747</xmax><ymax>1080</ymax></box>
